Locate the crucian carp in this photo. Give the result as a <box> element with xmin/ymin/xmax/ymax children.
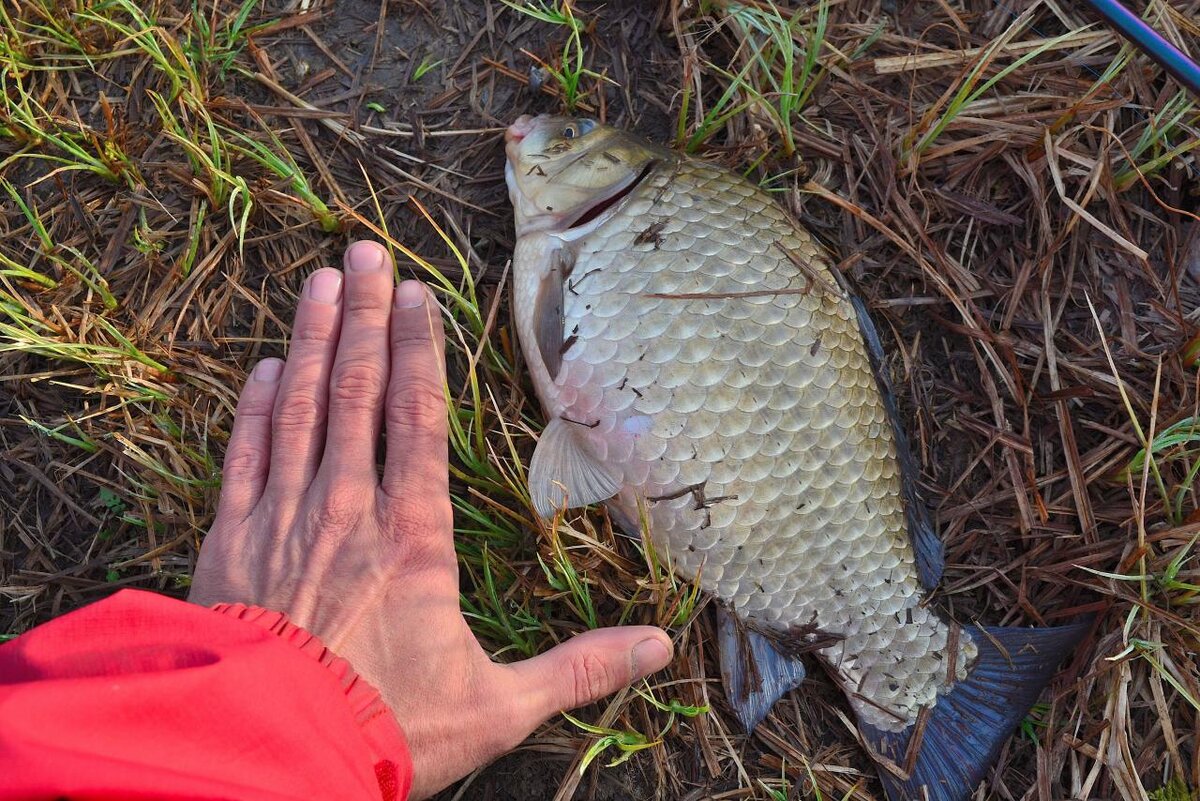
<box><xmin>504</xmin><ymin>113</ymin><xmax>1084</xmax><ymax>801</ymax></box>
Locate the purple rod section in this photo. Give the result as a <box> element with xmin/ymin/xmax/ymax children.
<box><xmin>1079</xmin><ymin>0</ymin><xmax>1200</xmax><ymax>96</ymax></box>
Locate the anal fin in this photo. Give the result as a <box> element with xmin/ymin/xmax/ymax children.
<box><xmin>529</xmin><ymin>417</ymin><xmax>621</xmax><ymax>517</ymax></box>
<box><xmin>717</xmin><ymin>607</ymin><xmax>807</xmax><ymax>731</ymax></box>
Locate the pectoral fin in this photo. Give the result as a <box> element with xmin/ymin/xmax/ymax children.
<box><xmin>529</xmin><ymin>417</ymin><xmax>622</xmax><ymax>517</ymax></box>
<box><xmin>533</xmin><ymin>250</ymin><xmax>571</xmax><ymax>381</ymax></box>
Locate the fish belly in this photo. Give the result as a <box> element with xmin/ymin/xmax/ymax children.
<box><xmin>515</xmin><ymin>161</ymin><xmax>976</xmax><ymax>731</ymax></box>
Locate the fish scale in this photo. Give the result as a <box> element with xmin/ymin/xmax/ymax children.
<box><xmin>507</xmin><ymin>114</ymin><xmax>1084</xmax><ymax>800</ymax></box>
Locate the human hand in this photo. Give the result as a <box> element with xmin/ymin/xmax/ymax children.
<box><xmin>189</xmin><ymin>240</ymin><xmax>673</xmax><ymax>799</ymax></box>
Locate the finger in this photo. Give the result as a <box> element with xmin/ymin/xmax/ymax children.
<box><xmin>217</xmin><ymin>358</ymin><xmax>284</xmax><ymax>522</ymax></box>
<box><xmin>268</xmin><ymin>268</ymin><xmax>343</xmax><ymax>496</ymax></box>
<box><xmin>504</xmin><ymin>627</ymin><xmax>673</xmax><ymax>728</ymax></box>
<box><xmin>380</xmin><ymin>281</ymin><xmax>448</xmax><ymax>506</ymax></box>
<box><xmin>321</xmin><ymin>240</ymin><xmax>395</xmax><ymax>479</ymax></box>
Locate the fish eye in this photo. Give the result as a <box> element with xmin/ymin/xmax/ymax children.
<box><xmin>561</xmin><ymin>119</ymin><xmax>597</xmax><ymax>140</ymax></box>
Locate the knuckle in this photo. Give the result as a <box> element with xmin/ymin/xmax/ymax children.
<box><xmin>308</xmin><ymin>491</ymin><xmax>363</xmax><ymax>537</ymax></box>
<box><xmin>221</xmin><ymin>443</ymin><xmax>265</xmax><ymax>479</ymax></box>
<box><xmin>331</xmin><ymin>359</ymin><xmax>387</xmax><ymax>407</ymax></box>
<box><xmin>385</xmin><ymin>503</ymin><xmax>437</xmax><ymax>536</ymax></box>
<box><xmin>236</xmin><ymin>393</ymin><xmax>276</xmax><ymax>420</ymax></box>
<box><xmin>386</xmin><ymin>379</ymin><xmax>445</xmax><ymax>432</ymax></box>
<box><xmin>568</xmin><ymin>651</ymin><xmax>615</xmax><ymax>709</ymax></box>
<box><xmin>273</xmin><ymin>393</ymin><xmax>324</xmax><ymax>432</ymax></box>
<box><xmin>290</xmin><ymin>317</ymin><xmax>337</xmax><ymax>343</ymax></box>
<box><xmin>343</xmin><ymin>289</ymin><xmax>391</xmax><ymax>315</ymax></box>
<box><xmin>374</xmin><ymin>497</ymin><xmax>455</xmax><ymax>575</ymax></box>
<box><xmin>392</xmin><ymin>316</ymin><xmax>436</xmax><ymax>348</ymax></box>
<box><xmin>382</xmin><ymin>497</ymin><xmax>450</xmax><ymax>539</ymax></box>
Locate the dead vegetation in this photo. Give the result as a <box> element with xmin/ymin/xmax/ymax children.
<box><xmin>1</xmin><ymin>0</ymin><xmax>1198</xmax><ymax>798</ymax></box>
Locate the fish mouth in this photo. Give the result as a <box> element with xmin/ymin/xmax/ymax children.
<box><xmin>560</xmin><ymin>160</ymin><xmax>657</xmax><ymax>232</ymax></box>
<box><xmin>506</xmin><ymin>114</ymin><xmax>536</xmax><ymax>144</ymax></box>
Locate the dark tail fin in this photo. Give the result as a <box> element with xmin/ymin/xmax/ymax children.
<box><xmin>860</xmin><ymin>622</ymin><xmax>1087</xmax><ymax>801</ymax></box>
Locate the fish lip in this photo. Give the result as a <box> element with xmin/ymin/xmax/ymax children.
<box><xmin>506</xmin><ymin>114</ymin><xmax>537</xmax><ymax>144</ymax></box>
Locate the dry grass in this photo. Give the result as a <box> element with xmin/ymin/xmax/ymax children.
<box><xmin>2</xmin><ymin>0</ymin><xmax>1199</xmax><ymax>798</ymax></box>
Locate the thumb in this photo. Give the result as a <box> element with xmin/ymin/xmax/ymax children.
<box><xmin>506</xmin><ymin>626</ymin><xmax>673</xmax><ymax>727</ymax></box>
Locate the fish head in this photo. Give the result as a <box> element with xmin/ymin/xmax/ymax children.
<box><xmin>505</xmin><ymin>114</ymin><xmax>660</xmax><ymax>235</ymax></box>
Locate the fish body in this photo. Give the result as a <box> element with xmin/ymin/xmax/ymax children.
<box><xmin>505</xmin><ymin>114</ymin><xmax>1082</xmax><ymax>801</ymax></box>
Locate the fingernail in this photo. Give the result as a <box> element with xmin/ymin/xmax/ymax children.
<box><xmin>394</xmin><ymin>279</ymin><xmax>425</xmax><ymax>308</ymax></box>
<box><xmin>346</xmin><ymin>241</ymin><xmax>385</xmax><ymax>272</ymax></box>
<box><xmin>631</xmin><ymin>637</ymin><xmax>672</xmax><ymax>677</ymax></box>
<box><xmin>252</xmin><ymin>358</ymin><xmax>283</xmax><ymax>382</ymax></box>
<box><xmin>308</xmin><ymin>269</ymin><xmax>342</xmax><ymax>304</ymax></box>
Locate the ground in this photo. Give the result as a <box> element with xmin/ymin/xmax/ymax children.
<box><xmin>1</xmin><ymin>0</ymin><xmax>1199</xmax><ymax>799</ymax></box>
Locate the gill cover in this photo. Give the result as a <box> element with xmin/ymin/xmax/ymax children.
<box><xmin>504</xmin><ymin>114</ymin><xmax>665</xmax><ymax>234</ymax></box>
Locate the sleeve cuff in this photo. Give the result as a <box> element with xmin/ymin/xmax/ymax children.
<box><xmin>211</xmin><ymin>603</ymin><xmax>412</xmax><ymax>801</ymax></box>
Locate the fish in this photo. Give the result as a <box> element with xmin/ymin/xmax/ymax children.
<box><xmin>503</xmin><ymin>113</ymin><xmax>1085</xmax><ymax>801</ymax></box>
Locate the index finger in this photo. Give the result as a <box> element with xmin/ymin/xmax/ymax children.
<box><xmin>380</xmin><ymin>279</ymin><xmax>449</xmax><ymax>509</ymax></box>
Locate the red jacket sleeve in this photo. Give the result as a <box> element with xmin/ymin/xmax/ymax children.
<box><xmin>0</xmin><ymin>589</ymin><xmax>412</xmax><ymax>801</ymax></box>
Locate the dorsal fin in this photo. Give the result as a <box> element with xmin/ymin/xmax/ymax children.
<box><xmin>529</xmin><ymin>417</ymin><xmax>621</xmax><ymax>517</ymax></box>
<box><xmin>849</xmin><ymin>294</ymin><xmax>944</xmax><ymax>589</ymax></box>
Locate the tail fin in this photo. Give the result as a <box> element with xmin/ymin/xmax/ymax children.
<box><xmin>860</xmin><ymin>622</ymin><xmax>1087</xmax><ymax>801</ymax></box>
